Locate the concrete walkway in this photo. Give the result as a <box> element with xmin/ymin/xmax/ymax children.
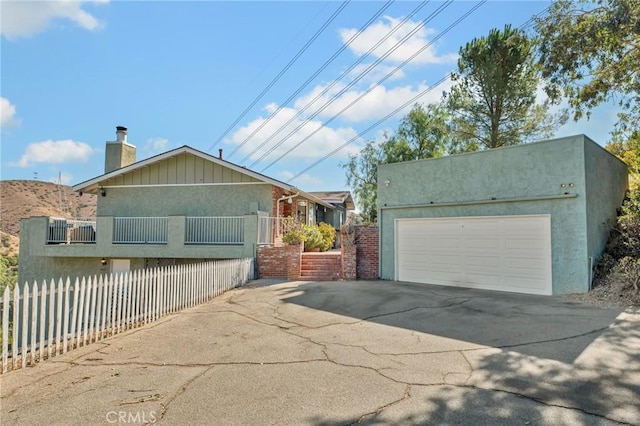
<box><xmin>2</xmin><ymin>279</ymin><xmax>639</xmax><ymax>425</ymax></box>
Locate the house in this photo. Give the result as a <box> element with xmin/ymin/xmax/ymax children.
<box><xmin>17</xmin><ymin>126</ymin><xmax>343</xmax><ymax>284</ymax></box>
<box><xmin>377</xmin><ymin>135</ymin><xmax>628</xmax><ymax>295</ymax></box>
<box><xmin>308</xmin><ymin>191</ymin><xmax>355</xmax><ymax>230</ymax></box>
<box><xmin>308</xmin><ymin>191</ymin><xmax>356</xmax><ymax>248</ymax></box>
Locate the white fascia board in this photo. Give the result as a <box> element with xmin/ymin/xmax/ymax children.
<box><xmin>73</xmin><ymin>145</ymin><xmax>296</xmax><ymax>194</ymax></box>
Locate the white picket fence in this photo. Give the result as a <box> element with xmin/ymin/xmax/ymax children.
<box><xmin>0</xmin><ymin>258</ymin><xmax>254</xmax><ymax>374</ymax></box>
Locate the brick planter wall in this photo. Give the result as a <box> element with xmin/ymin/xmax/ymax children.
<box><xmin>257</xmin><ymin>246</ymin><xmax>288</xmax><ymax>278</ymax></box>
<box><xmin>258</xmin><ymin>228</ymin><xmax>378</xmax><ymax>281</ymax></box>
<box><xmin>355</xmin><ymin>226</ymin><xmax>379</xmax><ymax>280</ymax></box>
<box><xmin>286</xmin><ymin>242</ymin><xmax>303</xmax><ymax>280</ymax></box>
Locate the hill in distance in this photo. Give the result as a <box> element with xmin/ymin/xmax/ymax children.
<box><xmin>1</xmin><ymin>180</ymin><xmax>97</xmax><ymax>253</ymax></box>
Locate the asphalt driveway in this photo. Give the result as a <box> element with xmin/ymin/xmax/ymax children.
<box><xmin>1</xmin><ymin>279</ymin><xmax>639</xmax><ymax>425</ymax></box>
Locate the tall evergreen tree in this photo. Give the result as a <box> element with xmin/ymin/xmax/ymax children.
<box><xmin>446</xmin><ymin>25</ymin><xmax>565</xmax><ymax>152</ymax></box>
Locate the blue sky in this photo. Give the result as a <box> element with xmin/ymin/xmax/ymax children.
<box><xmin>1</xmin><ymin>0</ymin><xmax>620</xmax><ymax>192</ymax></box>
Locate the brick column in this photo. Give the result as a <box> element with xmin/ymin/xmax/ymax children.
<box><xmin>341</xmin><ymin>242</ymin><xmax>356</xmax><ymax>281</ymax></box>
<box><xmin>286</xmin><ymin>242</ymin><xmax>302</xmax><ymax>280</ymax></box>
<box><xmin>355</xmin><ymin>226</ymin><xmax>379</xmax><ymax>280</ymax></box>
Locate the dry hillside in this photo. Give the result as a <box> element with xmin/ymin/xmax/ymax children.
<box><xmin>0</xmin><ymin>180</ymin><xmax>97</xmax><ymax>251</ymax></box>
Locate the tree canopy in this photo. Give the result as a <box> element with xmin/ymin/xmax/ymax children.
<box><xmin>535</xmin><ymin>0</ymin><xmax>640</xmax><ymax>136</ymax></box>
<box><xmin>446</xmin><ymin>25</ymin><xmax>564</xmax><ymax>151</ymax></box>
<box><xmin>342</xmin><ymin>103</ymin><xmax>449</xmax><ymax>222</ymax></box>
<box><xmin>606</xmin><ymin>131</ymin><xmax>640</xmax><ymax>175</ymax></box>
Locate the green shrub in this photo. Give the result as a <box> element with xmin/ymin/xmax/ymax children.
<box><xmin>282</xmin><ymin>229</ymin><xmax>305</xmax><ymax>245</ymax></box>
<box><xmin>317</xmin><ymin>222</ymin><xmax>336</xmax><ymax>251</ymax></box>
<box><xmin>302</xmin><ymin>224</ymin><xmax>324</xmax><ymax>252</ymax></box>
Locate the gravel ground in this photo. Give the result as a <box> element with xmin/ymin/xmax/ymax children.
<box><xmin>562</xmin><ymin>278</ymin><xmax>640</xmax><ymax>309</ymax></box>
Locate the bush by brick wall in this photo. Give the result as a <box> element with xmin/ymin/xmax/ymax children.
<box><xmin>355</xmin><ymin>226</ymin><xmax>378</xmax><ymax>280</ymax></box>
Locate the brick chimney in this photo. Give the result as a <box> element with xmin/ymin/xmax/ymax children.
<box><xmin>105</xmin><ymin>126</ymin><xmax>136</xmax><ymax>173</ymax></box>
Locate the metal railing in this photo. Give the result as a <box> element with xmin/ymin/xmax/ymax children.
<box><xmin>258</xmin><ymin>216</ymin><xmax>283</xmax><ymax>245</ymax></box>
<box><xmin>185</xmin><ymin>217</ymin><xmax>244</xmax><ymax>245</ymax></box>
<box><xmin>47</xmin><ymin>218</ymin><xmax>96</xmax><ymax>244</ymax></box>
<box><xmin>113</xmin><ymin>217</ymin><xmax>168</xmax><ymax>244</ymax></box>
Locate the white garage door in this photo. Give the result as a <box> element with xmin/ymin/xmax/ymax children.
<box><xmin>396</xmin><ymin>215</ymin><xmax>552</xmax><ymax>295</ymax></box>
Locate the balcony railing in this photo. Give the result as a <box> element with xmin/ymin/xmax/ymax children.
<box><xmin>113</xmin><ymin>217</ymin><xmax>168</xmax><ymax>244</ymax></box>
<box><xmin>258</xmin><ymin>216</ymin><xmax>285</xmax><ymax>245</ymax></box>
<box><xmin>47</xmin><ymin>218</ymin><xmax>96</xmax><ymax>244</ymax></box>
<box><xmin>43</xmin><ymin>216</ymin><xmax>254</xmax><ymax>246</ymax></box>
<box><xmin>185</xmin><ymin>217</ymin><xmax>244</xmax><ymax>245</ymax></box>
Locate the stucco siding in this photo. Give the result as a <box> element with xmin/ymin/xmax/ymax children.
<box><xmin>378</xmin><ymin>135</ymin><xmax>595</xmax><ymax>295</ymax></box>
<box><xmin>97</xmin><ymin>184</ymin><xmax>272</xmax><ymax>217</ymax></box>
<box><xmin>583</xmin><ymin>137</ymin><xmax>629</xmax><ymax>265</ymax></box>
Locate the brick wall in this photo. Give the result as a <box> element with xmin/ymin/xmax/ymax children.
<box><xmin>258</xmin><ymin>227</ymin><xmax>378</xmax><ymax>281</ymax></box>
<box><xmin>355</xmin><ymin>226</ymin><xmax>378</xmax><ymax>280</ymax></box>
<box><xmin>257</xmin><ymin>246</ymin><xmax>288</xmax><ymax>277</ymax></box>
<box><xmin>272</xmin><ymin>186</ymin><xmax>295</xmax><ymax>218</ymax></box>
<box><xmin>341</xmin><ymin>240</ymin><xmax>356</xmax><ymax>280</ymax></box>
<box><xmin>286</xmin><ymin>242</ymin><xmax>303</xmax><ymax>280</ymax></box>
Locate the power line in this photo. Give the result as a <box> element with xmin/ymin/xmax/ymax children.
<box><xmin>244</xmin><ymin>1</ymin><xmax>451</xmax><ymax>168</ymax></box>
<box><xmin>285</xmin><ymin>1</ymin><xmax>552</xmax><ymax>183</ymax></box>
<box><xmin>243</xmin><ymin>3</ymin><xmax>332</xmax><ymax>90</ymax></box>
<box><xmin>226</xmin><ymin>0</ymin><xmax>396</xmax><ymax>159</ymax></box>
<box><xmin>261</xmin><ymin>0</ymin><xmax>478</xmax><ymax>172</ymax></box>
<box><xmin>289</xmin><ymin>74</ymin><xmax>451</xmax><ymax>182</ymax></box>
<box><xmin>284</xmin><ymin>1</ymin><xmax>488</xmax><ymax>182</ymax></box>
<box><xmin>206</xmin><ymin>1</ymin><xmax>350</xmax><ymax>153</ymax></box>
<box><xmin>237</xmin><ymin>0</ymin><xmax>435</xmax><ymax>165</ymax></box>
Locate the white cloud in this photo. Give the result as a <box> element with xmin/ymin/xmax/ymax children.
<box><xmin>144</xmin><ymin>137</ymin><xmax>170</xmax><ymax>156</ymax></box>
<box><xmin>278</xmin><ymin>170</ymin><xmax>323</xmax><ymax>186</ymax></box>
<box><xmin>347</xmin><ymin>63</ymin><xmax>405</xmax><ymax>84</ymax></box>
<box><xmin>1</xmin><ymin>0</ymin><xmax>107</xmax><ymax>39</ymax></box>
<box><xmin>13</xmin><ymin>140</ymin><xmax>93</xmax><ymax>167</ymax></box>
<box><xmin>227</xmin><ymin>105</ymin><xmax>360</xmax><ymax>164</ymax></box>
<box><xmin>0</xmin><ymin>97</ymin><xmax>18</xmax><ymax>127</ymax></box>
<box><xmin>294</xmin><ymin>78</ymin><xmax>453</xmax><ymax>123</ymax></box>
<box><xmin>340</xmin><ymin>16</ymin><xmax>458</xmax><ymax>65</ymax></box>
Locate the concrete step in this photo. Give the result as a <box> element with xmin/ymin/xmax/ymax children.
<box><xmin>299</xmin><ymin>272</ymin><xmax>341</xmax><ymax>281</ymax></box>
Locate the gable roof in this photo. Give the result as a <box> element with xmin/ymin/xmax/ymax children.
<box><xmin>73</xmin><ymin>145</ymin><xmax>334</xmax><ymax>209</ymax></box>
<box><xmin>309</xmin><ymin>191</ymin><xmax>355</xmax><ymax>210</ymax></box>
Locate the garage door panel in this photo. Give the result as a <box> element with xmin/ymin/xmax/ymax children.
<box><xmin>505</xmin><ymin>238</ymin><xmax>547</xmax><ymax>250</ymax></box>
<box><xmin>466</xmin><ymin>237</ymin><xmax>500</xmax><ymax>249</ymax></box>
<box><xmin>465</xmin><ymin>254</ymin><xmax>501</xmax><ymax>268</ymax></box>
<box><xmin>396</xmin><ymin>215</ymin><xmax>552</xmax><ymax>295</ymax></box>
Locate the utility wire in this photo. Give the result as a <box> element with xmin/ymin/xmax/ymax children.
<box><xmin>238</xmin><ymin>0</ymin><xmax>434</xmax><ymax>165</ymax></box>
<box><xmin>286</xmin><ymin>1</ymin><xmax>553</xmax><ymax>183</ymax></box>
<box><xmin>261</xmin><ymin>0</ymin><xmax>473</xmax><ymax>172</ymax></box>
<box><xmin>226</xmin><ymin>0</ymin><xmax>395</xmax><ymax>159</ymax></box>
<box><xmin>206</xmin><ymin>1</ymin><xmax>350</xmax><ymax>153</ymax></box>
<box><xmin>284</xmin><ymin>1</ymin><xmax>488</xmax><ymax>182</ymax></box>
<box><xmin>244</xmin><ymin>1</ymin><xmax>450</xmax><ymax>167</ymax></box>
<box><xmin>289</xmin><ymin>74</ymin><xmax>451</xmax><ymax>182</ymax></box>
<box><xmin>243</xmin><ymin>3</ymin><xmax>332</xmax><ymax>90</ymax></box>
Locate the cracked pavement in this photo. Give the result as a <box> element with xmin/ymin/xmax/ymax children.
<box><xmin>1</xmin><ymin>279</ymin><xmax>639</xmax><ymax>425</ymax></box>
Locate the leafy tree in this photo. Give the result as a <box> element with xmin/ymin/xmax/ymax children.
<box><xmin>343</xmin><ymin>103</ymin><xmax>449</xmax><ymax>222</ymax></box>
<box><xmin>606</xmin><ymin>131</ymin><xmax>640</xmax><ymax>175</ymax></box>
<box><xmin>0</xmin><ymin>254</ymin><xmax>18</xmax><ymax>293</ymax></box>
<box><xmin>446</xmin><ymin>25</ymin><xmax>565</xmax><ymax>151</ymax></box>
<box><xmin>343</xmin><ymin>139</ymin><xmax>385</xmax><ymax>223</ymax></box>
<box><xmin>535</xmin><ymin>0</ymin><xmax>639</xmax><ymax>136</ymax></box>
